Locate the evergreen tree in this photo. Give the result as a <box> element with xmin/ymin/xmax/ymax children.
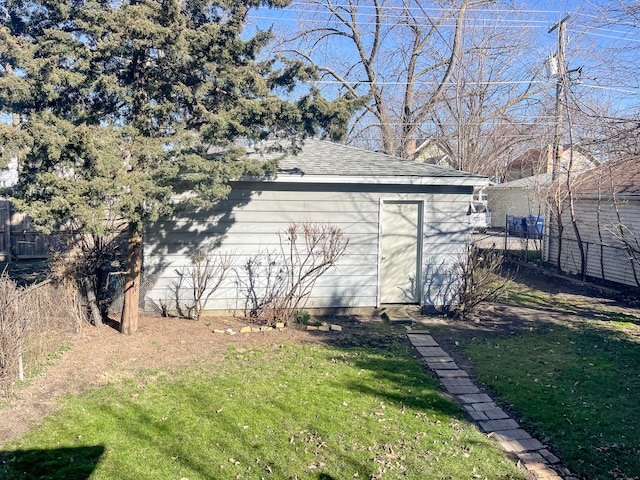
<box><xmin>0</xmin><ymin>0</ymin><xmax>353</xmax><ymax>333</ymax></box>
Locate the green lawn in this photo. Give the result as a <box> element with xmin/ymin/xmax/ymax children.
<box><xmin>0</xmin><ymin>341</ymin><xmax>524</xmax><ymax>479</ymax></box>
<box><xmin>459</xmin><ymin>282</ymin><xmax>640</xmax><ymax>479</ymax></box>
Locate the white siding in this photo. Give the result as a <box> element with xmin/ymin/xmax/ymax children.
<box><xmin>0</xmin><ymin>157</ymin><xmax>18</xmax><ymax>188</ymax></box>
<box><xmin>487</xmin><ymin>188</ymin><xmax>546</xmax><ymax>228</ymax></box>
<box><xmin>548</xmin><ymin>197</ymin><xmax>640</xmax><ymax>287</ymax></box>
<box><xmin>144</xmin><ymin>183</ymin><xmax>473</xmax><ymax>313</ymax></box>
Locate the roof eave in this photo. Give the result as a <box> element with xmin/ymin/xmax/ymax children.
<box><xmin>574</xmin><ymin>193</ymin><xmax>640</xmax><ymax>200</ymax></box>
<box><xmin>241</xmin><ymin>173</ymin><xmax>488</xmax><ymax>187</ymax></box>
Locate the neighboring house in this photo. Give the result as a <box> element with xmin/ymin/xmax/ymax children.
<box><xmin>504</xmin><ymin>145</ymin><xmax>598</xmax><ymax>182</ymax></box>
<box><xmin>487</xmin><ymin>174</ymin><xmax>552</xmax><ymax>228</ymax></box>
<box><xmin>143</xmin><ymin>139</ymin><xmax>489</xmax><ymax>314</ymax></box>
<box><xmin>0</xmin><ymin>157</ymin><xmax>18</xmax><ymax>188</ymax></box>
<box><xmin>1</xmin><ymin>158</ymin><xmax>18</xmax><ymax>260</ymax></box>
<box><xmin>413</xmin><ymin>138</ymin><xmax>454</xmax><ymax>168</ymax></box>
<box><xmin>547</xmin><ymin>157</ymin><xmax>640</xmax><ymax>288</ymax></box>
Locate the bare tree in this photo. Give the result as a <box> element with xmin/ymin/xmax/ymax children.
<box><xmin>427</xmin><ymin>10</ymin><xmax>545</xmax><ymax>176</ymax></box>
<box><xmin>563</xmin><ymin>99</ymin><xmax>586</xmax><ymax>279</ymax></box>
<box><xmin>281</xmin><ymin>0</ymin><xmax>508</xmax><ymax>157</ymax></box>
<box><xmin>570</xmin><ymin>1</ymin><xmax>640</xmax><ymax>159</ymax></box>
<box><xmin>541</xmin><ymin>2</ymin><xmax>640</xmax><ymax>276</ymax></box>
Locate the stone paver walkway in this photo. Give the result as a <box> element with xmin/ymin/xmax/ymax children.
<box><xmin>407</xmin><ymin>331</ymin><xmax>577</xmax><ymax>480</ymax></box>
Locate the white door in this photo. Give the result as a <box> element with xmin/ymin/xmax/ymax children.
<box><xmin>380</xmin><ymin>201</ymin><xmax>421</xmax><ymax>304</ymax></box>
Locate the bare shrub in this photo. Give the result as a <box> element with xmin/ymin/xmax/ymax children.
<box><xmin>170</xmin><ymin>251</ymin><xmax>235</xmax><ymax>320</ymax></box>
<box><xmin>448</xmin><ymin>242</ymin><xmax>512</xmax><ymax>320</ymax></box>
<box><xmin>0</xmin><ymin>271</ymin><xmax>85</xmax><ymax>397</ymax></box>
<box><xmin>165</xmin><ymin>224</ymin><xmax>347</xmax><ymax>325</ymax></box>
<box><xmin>0</xmin><ymin>273</ymin><xmax>24</xmax><ymax>396</ymax></box>
<box><xmin>255</xmin><ymin>223</ymin><xmax>348</xmax><ymax>325</ymax></box>
<box><xmin>422</xmin><ymin>242</ymin><xmax>512</xmax><ymax>320</ymax></box>
<box><xmin>278</xmin><ymin>223</ymin><xmax>348</xmax><ymax>318</ymax></box>
<box><xmin>236</xmin><ymin>250</ymin><xmax>287</xmax><ymax>319</ymax></box>
<box><xmin>49</xmin><ymin>232</ymin><xmax>126</xmax><ymax>326</ymax></box>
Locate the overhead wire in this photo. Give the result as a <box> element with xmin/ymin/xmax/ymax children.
<box><xmin>288</xmin><ymin>1</ymin><xmax>576</xmax><ymax>16</ymax></box>
<box><xmin>301</xmin><ymin>78</ymin><xmax>640</xmax><ymax>97</ymax></box>
<box><xmin>254</xmin><ymin>22</ymin><xmax>638</xmax><ymax>46</ymax></box>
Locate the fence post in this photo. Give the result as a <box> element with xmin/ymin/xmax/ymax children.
<box><xmin>585</xmin><ymin>242</ymin><xmax>589</xmax><ymax>279</ymax></box>
<box><xmin>504</xmin><ymin>214</ymin><xmax>508</xmax><ymax>251</ymax></box>
<box><xmin>2</xmin><ymin>201</ymin><xmax>10</xmax><ymax>264</ymax></box>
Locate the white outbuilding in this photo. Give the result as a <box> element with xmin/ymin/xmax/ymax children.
<box><xmin>143</xmin><ymin>139</ymin><xmax>489</xmax><ymax>315</ymax></box>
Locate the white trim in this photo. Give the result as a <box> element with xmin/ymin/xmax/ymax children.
<box><xmin>418</xmin><ymin>199</ymin><xmax>426</xmax><ymax>305</ymax></box>
<box><xmin>379</xmin><ymin>199</ymin><xmax>423</xmax><ymax>305</ymax></box>
<box><xmin>243</xmin><ymin>174</ymin><xmax>489</xmax><ymax>187</ymax></box>
<box><xmin>376</xmin><ymin>198</ymin><xmax>383</xmax><ymax>307</ymax></box>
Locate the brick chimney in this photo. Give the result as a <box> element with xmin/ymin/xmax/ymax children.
<box><xmin>406</xmin><ymin>138</ymin><xmax>417</xmax><ymax>160</ymax></box>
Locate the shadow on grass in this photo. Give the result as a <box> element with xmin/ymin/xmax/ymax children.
<box><xmin>505</xmin><ymin>288</ymin><xmax>640</xmax><ymax>326</ymax></box>
<box><xmin>503</xmin><ymin>262</ymin><xmax>640</xmax><ymax>325</ymax></box>
<box><xmin>0</xmin><ymin>445</ymin><xmax>105</xmax><ymax>479</ymax></box>
<box><xmin>338</xmin><ymin>345</ymin><xmax>461</xmax><ymax>415</ymax></box>
<box><xmin>0</xmin><ymin>318</ymin><xmax>524</xmax><ymax>479</ymax></box>
<box><xmin>460</xmin><ymin>321</ymin><xmax>640</xmax><ymax>480</ymax></box>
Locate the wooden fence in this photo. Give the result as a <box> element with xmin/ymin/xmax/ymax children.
<box><xmin>0</xmin><ymin>200</ymin><xmax>51</xmax><ymax>262</ymax></box>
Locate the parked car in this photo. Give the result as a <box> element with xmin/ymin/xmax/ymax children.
<box><xmin>467</xmin><ymin>202</ymin><xmax>491</xmax><ymax>232</ymax></box>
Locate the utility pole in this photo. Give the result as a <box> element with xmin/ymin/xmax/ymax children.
<box><xmin>548</xmin><ymin>14</ymin><xmax>569</xmax><ymax>181</ymax></box>
<box><xmin>544</xmin><ymin>14</ymin><xmax>570</xmax><ymax>269</ymax></box>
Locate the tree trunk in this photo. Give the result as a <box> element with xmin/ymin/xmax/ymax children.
<box><xmin>82</xmin><ymin>276</ymin><xmax>103</xmax><ymax>327</ymax></box>
<box><xmin>120</xmin><ymin>224</ymin><xmax>143</xmax><ymax>335</ymax></box>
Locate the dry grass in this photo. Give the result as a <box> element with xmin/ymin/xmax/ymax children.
<box><xmin>0</xmin><ymin>273</ymin><xmax>85</xmax><ymax>397</ymax></box>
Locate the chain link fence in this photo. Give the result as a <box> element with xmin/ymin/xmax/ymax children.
<box><xmin>548</xmin><ymin>236</ymin><xmax>640</xmax><ymax>288</ymax></box>
<box><xmin>475</xmin><ymin>226</ymin><xmax>640</xmax><ymax>290</ymax></box>
<box><xmin>101</xmin><ymin>269</ymin><xmax>159</xmax><ymax>319</ymax></box>
<box><xmin>473</xmin><ymin>228</ymin><xmax>543</xmax><ymax>263</ymax></box>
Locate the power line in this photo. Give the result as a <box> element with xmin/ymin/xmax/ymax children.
<box><xmin>569</xmin><ymin>26</ymin><xmax>640</xmax><ymax>44</ymax></box>
<box><xmin>305</xmin><ymin>79</ymin><xmax>640</xmax><ymax>97</ymax></box>
<box><xmin>253</xmin><ymin>14</ymin><xmax>556</xmax><ymax>29</ymax></box>
<box><xmin>578</xmin><ymin>83</ymin><xmax>640</xmax><ymax>96</ymax></box>
<box><xmin>254</xmin><ymin>17</ymin><xmax>639</xmax><ymax>45</ymax></box>
<box><xmin>289</xmin><ymin>1</ymin><xmax>577</xmax><ymax>16</ymax></box>
<box><xmin>311</xmin><ymin>79</ymin><xmax>549</xmax><ymax>86</ymax></box>
<box><xmin>345</xmin><ymin>120</ymin><xmax>617</xmax><ymax>128</ymax></box>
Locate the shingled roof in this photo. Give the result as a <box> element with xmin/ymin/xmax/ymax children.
<box><xmin>247</xmin><ymin>138</ymin><xmax>487</xmax><ymax>186</ymax></box>
<box><xmin>572</xmin><ymin>156</ymin><xmax>640</xmax><ymax>197</ymax></box>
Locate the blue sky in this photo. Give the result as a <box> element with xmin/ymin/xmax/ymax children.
<box><xmin>2</xmin><ymin>1</ymin><xmax>636</xmax><ymax>125</ymax></box>
<box><xmin>248</xmin><ymin>1</ymin><xmax>640</xmax><ymax>112</ymax></box>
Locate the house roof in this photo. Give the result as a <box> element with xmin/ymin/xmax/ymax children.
<box><xmin>506</xmin><ymin>145</ymin><xmax>599</xmax><ymax>172</ymax></box>
<box><xmin>507</xmin><ymin>148</ymin><xmax>548</xmax><ymax>171</ymax></box>
<box><xmin>572</xmin><ymin>156</ymin><xmax>640</xmax><ymax>196</ymax></box>
<box><xmin>490</xmin><ymin>173</ymin><xmax>554</xmax><ymax>190</ymax></box>
<box><xmin>246</xmin><ymin>138</ymin><xmax>487</xmax><ymax>187</ymax></box>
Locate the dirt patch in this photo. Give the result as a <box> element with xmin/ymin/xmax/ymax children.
<box><xmin>3</xmin><ymin>262</ymin><xmax>639</xmax><ymax>452</ymax></box>
<box><xmin>0</xmin><ymin>314</ymin><xmax>402</xmax><ymax>447</ymax></box>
